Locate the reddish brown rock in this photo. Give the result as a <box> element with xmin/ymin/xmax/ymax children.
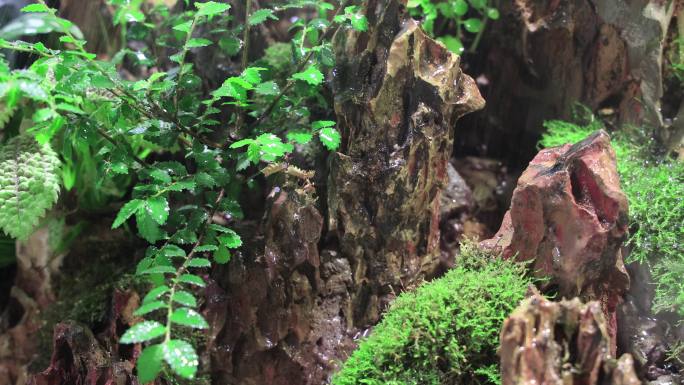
<box><xmin>500</xmin><ymin>292</ymin><xmax>640</xmax><ymax>385</ymax></box>
<box><xmin>27</xmin><ymin>321</ymin><xmax>137</xmax><ymax>385</ymax></box>
<box><xmin>482</xmin><ymin>131</ymin><xmax>630</xmax><ymax>352</ymax></box>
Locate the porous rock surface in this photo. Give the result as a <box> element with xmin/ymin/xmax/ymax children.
<box><xmin>500</xmin><ymin>292</ymin><xmax>641</xmax><ymax>385</ymax></box>
<box><xmin>482</xmin><ymin>131</ymin><xmax>630</xmax><ymax>353</ymax></box>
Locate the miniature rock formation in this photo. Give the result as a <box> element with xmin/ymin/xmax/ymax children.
<box><xmin>500</xmin><ymin>292</ymin><xmax>641</xmax><ymax>385</ymax></box>
<box><xmin>328</xmin><ymin>0</ymin><xmax>484</xmax><ymax>326</ymax></box>
<box><xmin>482</xmin><ymin>131</ymin><xmax>630</xmax><ymax>352</ymax></box>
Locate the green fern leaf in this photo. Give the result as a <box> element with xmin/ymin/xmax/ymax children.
<box><xmin>0</xmin><ymin>135</ymin><xmax>61</xmax><ymax>239</ymax></box>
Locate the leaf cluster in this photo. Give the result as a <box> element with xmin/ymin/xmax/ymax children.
<box><xmin>407</xmin><ymin>0</ymin><xmax>500</xmax><ymax>54</ymax></box>
<box><xmin>0</xmin><ymin>0</ymin><xmax>365</xmax><ymax>381</ymax></box>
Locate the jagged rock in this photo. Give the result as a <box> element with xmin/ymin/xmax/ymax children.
<box><xmin>617</xmin><ymin>263</ymin><xmax>676</xmax><ymax>381</ymax></box>
<box><xmin>210</xmin><ymin>187</ymin><xmax>357</xmax><ymax>385</ymax></box>
<box><xmin>27</xmin><ymin>321</ymin><xmax>136</xmax><ymax>385</ymax></box>
<box><xmin>500</xmin><ymin>292</ymin><xmax>641</xmax><ymax>385</ymax></box>
<box><xmin>328</xmin><ymin>0</ymin><xmax>484</xmax><ymax>326</ymax></box>
<box><xmin>482</xmin><ymin>131</ymin><xmax>630</xmax><ymax>352</ymax></box>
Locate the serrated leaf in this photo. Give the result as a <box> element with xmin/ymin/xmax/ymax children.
<box><xmin>173</xmin><ymin>20</ymin><xmax>193</xmax><ymax>33</ymax></box>
<box><xmin>319</xmin><ymin>127</ymin><xmax>341</xmax><ymax>150</ymax></box>
<box><xmin>349</xmin><ymin>12</ymin><xmax>368</xmax><ymax>31</ymax></box>
<box><xmin>137</xmin><ymin>344</ymin><xmax>164</xmax><ymax>383</ymax></box>
<box><xmin>133</xmin><ymin>300</ymin><xmax>166</xmax><ymax>316</ymax></box>
<box><xmin>136</xmin><ymin>209</ymin><xmax>165</xmax><ymax>243</ymax></box>
<box><xmin>146</xmin><ymin>197</ymin><xmax>169</xmax><ymax>225</ymax></box>
<box><xmin>113</xmin><ymin>199</ymin><xmax>143</xmax><ymax>228</ymax></box>
<box><xmin>291</xmin><ymin>66</ymin><xmax>324</xmax><ymax>86</ymax></box>
<box><xmin>248</xmin><ymin>9</ymin><xmax>278</xmax><ymax>25</ymax></box>
<box><xmin>194</xmin><ymin>244</ymin><xmax>218</xmax><ymax>252</ymax></box>
<box><xmin>0</xmin><ymin>135</ymin><xmax>61</xmax><ymax>240</ymax></box>
<box><xmin>217</xmin><ymin>230</ymin><xmax>242</xmax><ymax>249</ymax></box>
<box><xmin>194</xmin><ymin>172</ymin><xmax>216</xmax><ymax>188</ymax></box>
<box><xmin>141</xmin><ymin>265</ymin><xmax>177</xmax><ymax>275</ymax></box>
<box><xmin>241</xmin><ymin>67</ymin><xmax>266</xmax><ymax>85</ymax></box>
<box><xmin>150</xmin><ymin>169</ymin><xmax>172</xmax><ymax>184</ymax></box>
<box><xmin>287</xmin><ymin>131</ymin><xmax>313</xmax><ymax>144</ymax></box>
<box><xmin>214</xmin><ymin>245</ymin><xmax>231</xmax><ymax>264</ymax></box>
<box><xmin>255</xmin><ymin>81</ymin><xmax>280</xmax><ymax>95</ymax></box>
<box><xmin>187</xmin><ymin>38</ymin><xmax>213</xmax><ymax>48</ymax></box>
<box><xmin>187</xmin><ymin>258</ymin><xmax>211</xmax><ymax>268</ymax></box>
<box><xmin>21</xmin><ymin>4</ymin><xmax>52</xmax><ymax>13</ymax></box>
<box><xmin>161</xmin><ymin>244</ymin><xmax>186</xmax><ymax>258</ymax></box>
<box><xmin>195</xmin><ymin>1</ymin><xmax>231</xmax><ymax>18</ymax></box>
<box><xmin>163</xmin><ymin>339</ymin><xmax>198</xmax><ymax>379</ymax></box>
<box><xmin>143</xmin><ymin>285</ymin><xmax>170</xmax><ymax>304</ymax></box>
<box><xmin>172</xmin><ymin>291</ymin><xmax>197</xmax><ymax>307</ymax></box>
<box><xmin>312</xmin><ymin>120</ymin><xmax>335</xmax><ymax>130</ymax></box>
<box><xmin>179</xmin><ymin>274</ymin><xmax>206</xmax><ymax>287</ymax></box>
<box><xmin>120</xmin><ymin>321</ymin><xmax>166</xmax><ymax>343</ymax></box>
<box><xmin>170</xmin><ymin>308</ymin><xmax>208</xmax><ymax>329</ymax></box>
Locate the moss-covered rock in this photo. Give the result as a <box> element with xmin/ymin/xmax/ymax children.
<box><xmin>332</xmin><ymin>243</ymin><xmax>533</xmax><ymax>385</ymax></box>
<box><xmin>540</xmin><ymin>120</ymin><xmax>684</xmax><ymax>317</ymax></box>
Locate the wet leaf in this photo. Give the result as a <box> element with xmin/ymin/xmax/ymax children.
<box><xmin>163</xmin><ymin>339</ymin><xmax>198</xmax><ymax>379</ymax></box>
<box><xmin>133</xmin><ymin>300</ymin><xmax>166</xmax><ymax>316</ymax></box>
<box><xmin>120</xmin><ymin>321</ymin><xmax>166</xmax><ymax>343</ymax></box>
<box><xmin>170</xmin><ymin>308</ymin><xmax>208</xmax><ymax>329</ymax></box>
<box><xmin>179</xmin><ymin>274</ymin><xmax>206</xmax><ymax>287</ymax></box>
<box><xmin>187</xmin><ymin>258</ymin><xmax>211</xmax><ymax>268</ymax></box>
<box><xmin>172</xmin><ymin>291</ymin><xmax>197</xmax><ymax>307</ymax></box>
<box><xmin>319</xmin><ymin>127</ymin><xmax>341</xmax><ymax>151</ymax></box>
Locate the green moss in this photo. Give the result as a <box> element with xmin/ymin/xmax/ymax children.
<box><xmin>332</xmin><ymin>243</ymin><xmax>533</xmax><ymax>385</ymax></box>
<box><xmin>540</xmin><ymin>120</ymin><xmax>684</xmax><ymax>317</ymax></box>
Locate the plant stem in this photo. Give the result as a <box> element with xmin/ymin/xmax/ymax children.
<box><xmin>234</xmin><ymin>0</ymin><xmax>253</xmax><ymax>134</ymax></box>
<box><xmin>164</xmin><ymin>188</ymin><xmax>225</xmax><ymax>342</ymax></box>
<box><xmin>249</xmin><ymin>0</ymin><xmax>350</xmax><ymax>131</ymax></box>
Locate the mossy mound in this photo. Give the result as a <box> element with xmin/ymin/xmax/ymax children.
<box><xmin>332</xmin><ymin>243</ymin><xmax>533</xmax><ymax>385</ymax></box>
<box><xmin>541</xmin><ymin>119</ymin><xmax>684</xmax><ymax>317</ymax></box>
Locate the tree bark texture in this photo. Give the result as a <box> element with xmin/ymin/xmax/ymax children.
<box><xmin>456</xmin><ymin>0</ymin><xmax>675</xmax><ymax>166</ymax></box>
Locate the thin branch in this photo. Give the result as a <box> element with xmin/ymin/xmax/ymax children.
<box><xmin>249</xmin><ymin>0</ymin><xmax>350</xmax><ymax>130</ymax></box>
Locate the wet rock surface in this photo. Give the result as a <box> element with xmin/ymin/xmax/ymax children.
<box><xmin>210</xmin><ymin>187</ymin><xmax>357</xmax><ymax>385</ymax></box>
<box><xmin>500</xmin><ymin>291</ymin><xmax>641</xmax><ymax>385</ymax></box>
<box><xmin>328</xmin><ymin>0</ymin><xmax>484</xmax><ymax>326</ymax></box>
<box><xmin>482</xmin><ymin>130</ymin><xmax>630</xmax><ymax>353</ymax></box>
<box><xmin>27</xmin><ymin>321</ymin><xmax>136</xmax><ymax>385</ymax></box>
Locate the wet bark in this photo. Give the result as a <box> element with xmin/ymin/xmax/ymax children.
<box><xmin>207</xmin><ymin>1</ymin><xmax>484</xmax><ymax>384</ymax></box>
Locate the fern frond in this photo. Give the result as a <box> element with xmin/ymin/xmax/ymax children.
<box><xmin>0</xmin><ymin>101</ymin><xmax>17</xmax><ymax>131</ymax></box>
<box><xmin>0</xmin><ymin>135</ymin><xmax>61</xmax><ymax>240</ymax></box>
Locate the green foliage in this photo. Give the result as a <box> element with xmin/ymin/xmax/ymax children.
<box><xmin>332</xmin><ymin>242</ymin><xmax>533</xmax><ymax>385</ymax></box>
<box><xmin>0</xmin><ymin>135</ymin><xmax>60</xmax><ymax>240</ymax></box>
<box><xmin>540</xmin><ymin>120</ymin><xmax>684</xmax><ymax>317</ymax></box>
<box><xmin>0</xmin><ymin>0</ymin><xmax>355</xmax><ymax>381</ymax></box>
<box><xmin>407</xmin><ymin>0</ymin><xmax>500</xmax><ymax>54</ymax></box>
